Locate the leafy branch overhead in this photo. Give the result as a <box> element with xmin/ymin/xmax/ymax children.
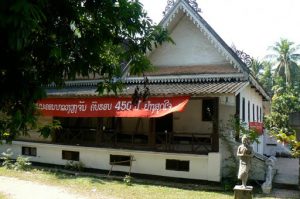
<box><xmin>0</xmin><ymin>0</ymin><xmax>173</xmax><ymax>140</ymax></box>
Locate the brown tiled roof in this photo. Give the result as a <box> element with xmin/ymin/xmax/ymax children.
<box><xmin>46</xmin><ymin>81</ymin><xmax>248</xmax><ymax>97</ymax></box>
<box><xmin>143</xmin><ymin>65</ymin><xmax>239</xmax><ymax>76</ymax></box>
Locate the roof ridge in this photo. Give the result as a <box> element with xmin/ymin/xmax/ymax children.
<box><xmin>160</xmin><ymin>0</ymin><xmax>250</xmax><ymax>76</ymax></box>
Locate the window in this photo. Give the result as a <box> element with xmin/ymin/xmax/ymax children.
<box><xmin>166</xmin><ymin>159</ymin><xmax>189</xmax><ymax>172</ymax></box>
<box><xmin>62</xmin><ymin>150</ymin><xmax>79</xmax><ymax>161</ymax></box>
<box><xmin>260</xmin><ymin>107</ymin><xmax>262</xmax><ymax>122</ymax></box>
<box><xmin>235</xmin><ymin>94</ymin><xmax>240</xmax><ymax>119</ymax></box>
<box><xmin>252</xmin><ymin>104</ymin><xmax>255</xmax><ymax>121</ymax></box>
<box><xmin>248</xmin><ymin>101</ymin><xmax>250</xmax><ymax>122</ymax></box>
<box><xmin>242</xmin><ymin>98</ymin><xmax>245</xmax><ymax>121</ymax></box>
<box><xmin>202</xmin><ymin>99</ymin><xmax>215</xmax><ymax>121</ymax></box>
<box><xmin>22</xmin><ymin>147</ymin><xmax>36</xmax><ymax>156</ymax></box>
<box><xmin>257</xmin><ymin>105</ymin><xmax>259</xmax><ymax>122</ymax></box>
<box><xmin>110</xmin><ymin>155</ymin><xmax>131</xmax><ymax>166</ymax></box>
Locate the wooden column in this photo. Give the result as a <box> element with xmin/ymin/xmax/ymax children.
<box><xmin>212</xmin><ymin>97</ymin><xmax>219</xmax><ymax>152</ymax></box>
<box><xmin>95</xmin><ymin>118</ymin><xmax>103</xmax><ymax>145</ymax></box>
<box><xmin>235</xmin><ymin>94</ymin><xmax>241</xmax><ymax>141</ymax></box>
<box><xmin>148</xmin><ymin>118</ymin><xmax>156</xmax><ymax>146</ymax></box>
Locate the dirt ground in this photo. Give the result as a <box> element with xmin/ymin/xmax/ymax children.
<box><xmin>0</xmin><ymin>175</ymin><xmax>299</xmax><ymax>199</ymax></box>
<box><xmin>0</xmin><ymin>176</ymin><xmax>115</xmax><ymax>199</ymax></box>
<box><xmin>0</xmin><ymin>176</ymin><xmax>87</xmax><ymax>199</ymax></box>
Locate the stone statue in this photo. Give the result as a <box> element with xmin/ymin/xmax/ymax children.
<box><xmin>261</xmin><ymin>156</ymin><xmax>277</xmax><ymax>194</ymax></box>
<box><xmin>237</xmin><ymin>135</ymin><xmax>254</xmax><ymax>188</ymax></box>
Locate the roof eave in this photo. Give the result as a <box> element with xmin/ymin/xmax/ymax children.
<box><xmin>249</xmin><ymin>75</ymin><xmax>271</xmax><ymax>101</ymax></box>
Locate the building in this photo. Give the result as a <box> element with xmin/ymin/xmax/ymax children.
<box><xmin>0</xmin><ymin>0</ymin><xmax>269</xmax><ymax>182</ymax></box>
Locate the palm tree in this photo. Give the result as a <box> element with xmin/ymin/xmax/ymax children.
<box><xmin>259</xmin><ymin>61</ymin><xmax>273</xmax><ymax>95</ymax></box>
<box><xmin>267</xmin><ymin>38</ymin><xmax>300</xmax><ymax>87</ymax></box>
<box><xmin>250</xmin><ymin>58</ymin><xmax>264</xmax><ymax>77</ymax></box>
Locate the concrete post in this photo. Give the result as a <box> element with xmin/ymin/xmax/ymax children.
<box><xmin>289</xmin><ymin>112</ymin><xmax>300</xmax><ymax>189</ymax></box>
<box><xmin>233</xmin><ymin>185</ymin><xmax>253</xmax><ymax>199</ymax></box>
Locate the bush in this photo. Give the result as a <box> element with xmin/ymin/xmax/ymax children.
<box><xmin>123</xmin><ymin>175</ymin><xmax>133</xmax><ymax>186</ymax></box>
<box><xmin>0</xmin><ymin>149</ymin><xmax>14</xmax><ymax>169</ymax></box>
<box><xmin>14</xmin><ymin>156</ymin><xmax>32</xmax><ymax>171</ymax></box>
<box><xmin>0</xmin><ymin>149</ymin><xmax>32</xmax><ymax>170</ymax></box>
<box><xmin>222</xmin><ymin>178</ymin><xmax>237</xmax><ymax>191</ymax></box>
<box><xmin>65</xmin><ymin>160</ymin><xmax>85</xmax><ymax>172</ymax></box>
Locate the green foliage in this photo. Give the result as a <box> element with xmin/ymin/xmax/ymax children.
<box><xmin>222</xmin><ymin>178</ymin><xmax>237</xmax><ymax>191</ymax></box>
<box><xmin>265</xmin><ymin>89</ymin><xmax>300</xmax><ymax>133</ymax></box>
<box><xmin>251</xmin><ymin>39</ymin><xmax>300</xmax><ymax>157</ymax></box>
<box><xmin>0</xmin><ymin>0</ymin><xmax>172</xmax><ymax>140</ymax></box>
<box><xmin>228</xmin><ymin>116</ymin><xmax>260</xmax><ymax>144</ymax></box>
<box><xmin>123</xmin><ymin>175</ymin><xmax>133</xmax><ymax>186</ymax></box>
<box><xmin>267</xmin><ymin>38</ymin><xmax>300</xmax><ymax>87</ymax></box>
<box><xmin>250</xmin><ymin>58</ymin><xmax>264</xmax><ymax>77</ymax></box>
<box><xmin>259</xmin><ymin>61</ymin><xmax>273</xmax><ymax>95</ymax></box>
<box><xmin>0</xmin><ymin>149</ymin><xmax>14</xmax><ymax>169</ymax></box>
<box><xmin>265</xmin><ymin>88</ymin><xmax>300</xmax><ymax>157</ymax></box>
<box><xmin>38</xmin><ymin>119</ymin><xmax>61</xmax><ymax>138</ymax></box>
<box><xmin>0</xmin><ymin>149</ymin><xmax>32</xmax><ymax>170</ymax></box>
<box><xmin>14</xmin><ymin>156</ymin><xmax>32</xmax><ymax>171</ymax></box>
<box><xmin>65</xmin><ymin>160</ymin><xmax>85</xmax><ymax>172</ymax></box>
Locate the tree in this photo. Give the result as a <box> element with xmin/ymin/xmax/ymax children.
<box><xmin>259</xmin><ymin>61</ymin><xmax>273</xmax><ymax>95</ymax></box>
<box><xmin>0</xmin><ymin>0</ymin><xmax>172</xmax><ymax>141</ymax></box>
<box><xmin>267</xmin><ymin>38</ymin><xmax>300</xmax><ymax>87</ymax></box>
<box><xmin>264</xmin><ymin>88</ymin><xmax>300</xmax><ymax>157</ymax></box>
<box><xmin>263</xmin><ymin>39</ymin><xmax>300</xmax><ymax>157</ymax></box>
<box><xmin>250</xmin><ymin>58</ymin><xmax>264</xmax><ymax>77</ymax></box>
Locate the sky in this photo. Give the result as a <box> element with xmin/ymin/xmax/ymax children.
<box><xmin>140</xmin><ymin>0</ymin><xmax>300</xmax><ymax>59</ymax></box>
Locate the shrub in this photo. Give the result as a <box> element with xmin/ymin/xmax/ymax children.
<box><xmin>222</xmin><ymin>178</ymin><xmax>237</xmax><ymax>191</ymax></box>
<box><xmin>65</xmin><ymin>160</ymin><xmax>85</xmax><ymax>172</ymax></box>
<box><xmin>14</xmin><ymin>156</ymin><xmax>32</xmax><ymax>171</ymax></box>
<box><xmin>123</xmin><ymin>175</ymin><xmax>133</xmax><ymax>186</ymax></box>
<box><xmin>0</xmin><ymin>149</ymin><xmax>14</xmax><ymax>169</ymax></box>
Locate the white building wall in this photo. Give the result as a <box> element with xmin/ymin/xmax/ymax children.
<box><xmin>0</xmin><ymin>141</ymin><xmax>221</xmax><ymax>182</ymax></box>
<box><xmin>239</xmin><ymin>85</ymin><xmax>264</xmax><ymax>154</ymax></box>
<box><xmin>219</xmin><ymin>95</ymin><xmax>236</xmax><ymax>128</ymax></box>
<box><xmin>148</xmin><ymin>14</ymin><xmax>230</xmax><ymax>67</ymax></box>
<box><xmin>173</xmin><ymin>99</ymin><xmax>212</xmax><ymax>134</ymax></box>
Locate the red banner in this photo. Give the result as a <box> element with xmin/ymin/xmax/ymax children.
<box><xmin>249</xmin><ymin>122</ymin><xmax>263</xmax><ymax>134</ymax></box>
<box><xmin>37</xmin><ymin>96</ymin><xmax>190</xmax><ymax>118</ymax></box>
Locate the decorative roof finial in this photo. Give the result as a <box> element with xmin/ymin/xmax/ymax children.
<box><xmin>163</xmin><ymin>0</ymin><xmax>201</xmax><ymax>16</ymax></box>
<box><xmin>231</xmin><ymin>45</ymin><xmax>253</xmax><ymax>68</ymax></box>
<box><xmin>186</xmin><ymin>0</ymin><xmax>201</xmax><ymax>13</ymax></box>
<box><xmin>163</xmin><ymin>0</ymin><xmax>175</xmax><ymax>15</ymax></box>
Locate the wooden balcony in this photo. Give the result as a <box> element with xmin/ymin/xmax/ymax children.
<box><xmin>53</xmin><ymin>128</ymin><xmax>216</xmax><ymax>155</ymax></box>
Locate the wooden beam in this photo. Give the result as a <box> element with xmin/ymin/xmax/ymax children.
<box><xmin>95</xmin><ymin>118</ymin><xmax>103</xmax><ymax>145</ymax></box>
<box><xmin>148</xmin><ymin>118</ymin><xmax>156</xmax><ymax>146</ymax></box>
<box><xmin>212</xmin><ymin>97</ymin><xmax>219</xmax><ymax>152</ymax></box>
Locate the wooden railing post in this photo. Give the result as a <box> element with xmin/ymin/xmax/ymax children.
<box><xmin>212</xmin><ymin>97</ymin><xmax>219</xmax><ymax>152</ymax></box>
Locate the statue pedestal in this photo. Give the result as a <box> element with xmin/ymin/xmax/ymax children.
<box><xmin>233</xmin><ymin>185</ymin><xmax>253</xmax><ymax>199</ymax></box>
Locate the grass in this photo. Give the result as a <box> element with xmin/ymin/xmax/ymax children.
<box><xmin>0</xmin><ymin>167</ymin><xmax>288</xmax><ymax>199</ymax></box>
<box><xmin>0</xmin><ymin>192</ymin><xmax>8</xmax><ymax>199</ymax></box>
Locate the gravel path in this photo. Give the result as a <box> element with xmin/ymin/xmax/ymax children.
<box><xmin>0</xmin><ymin>176</ymin><xmax>88</xmax><ymax>199</ymax></box>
